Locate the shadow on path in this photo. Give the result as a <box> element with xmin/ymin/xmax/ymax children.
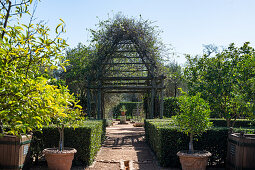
<box><xmin>86</xmin><ymin>121</ymin><xmax>176</xmax><ymax>170</ymax></box>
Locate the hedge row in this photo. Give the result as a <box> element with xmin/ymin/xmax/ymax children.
<box><xmin>31</xmin><ymin>120</ymin><xmax>106</xmax><ymax>166</ymax></box>
<box><xmin>210</xmin><ymin>118</ymin><xmax>254</xmax><ymax>127</ymax></box>
<box><xmin>144</xmin><ymin>119</ymin><xmax>255</xmax><ymax>168</ymax></box>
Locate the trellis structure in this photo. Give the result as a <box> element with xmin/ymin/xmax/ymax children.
<box><xmin>86</xmin><ymin>16</ymin><xmax>165</xmax><ymax>119</ymax></box>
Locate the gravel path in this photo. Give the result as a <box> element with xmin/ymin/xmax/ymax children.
<box><xmin>85</xmin><ymin>121</ymin><xmax>176</xmax><ymax>170</ymax></box>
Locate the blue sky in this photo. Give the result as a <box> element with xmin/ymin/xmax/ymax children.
<box><xmin>30</xmin><ymin>0</ymin><xmax>255</xmax><ymax>64</ymax></box>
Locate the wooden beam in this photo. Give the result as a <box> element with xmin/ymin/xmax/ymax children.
<box><xmin>102</xmin><ymin>62</ymin><xmax>153</xmax><ymax>65</ymax></box>
<box><xmin>109</xmin><ymin>70</ymin><xmax>148</xmax><ymax>72</ymax></box>
<box><xmin>103</xmin><ymin>86</ymin><xmax>153</xmax><ymax>89</ymax></box>
<box><xmin>104</xmin><ymin>90</ymin><xmax>147</xmax><ymax>93</ymax></box>
<box><xmin>102</xmin><ymin>77</ymin><xmax>152</xmax><ymax>80</ymax></box>
<box><xmin>115</xmin><ymin>50</ymin><xmax>137</xmax><ymax>52</ymax></box>
<box><xmin>111</xmin><ymin>56</ymin><xmax>140</xmax><ymax>58</ymax></box>
<box><xmin>87</xmin><ymin>85</ymin><xmax>165</xmax><ymax>89</ymax></box>
<box><xmin>103</xmin><ymin>82</ymin><xmax>147</xmax><ymax>85</ymax></box>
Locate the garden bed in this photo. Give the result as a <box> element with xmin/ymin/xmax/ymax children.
<box><xmin>30</xmin><ymin>120</ymin><xmax>106</xmax><ymax>166</ymax></box>
<box><xmin>144</xmin><ymin>119</ymin><xmax>255</xmax><ymax>168</ymax></box>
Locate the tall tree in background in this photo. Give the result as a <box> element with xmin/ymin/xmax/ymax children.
<box><xmin>164</xmin><ymin>60</ymin><xmax>185</xmax><ymax>97</ymax></box>
<box><xmin>185</xmin><ymin>42</ymin><xmax>255</xmax><ymax>127</ymax></box>
<box><xmin>61</xmin><ymin>44</ymin><xmax>123</xmax><ymax>116</ymax></box>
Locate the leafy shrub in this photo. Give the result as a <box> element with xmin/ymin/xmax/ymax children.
<box><xmin>163</xmin><ymin>97</ymin><xmax>180</xmax><ymax>117</ymax></box>
<box><xmin>31</xmin><ymin>120</ymin><xmax>106</xmax><ymax>166</ymax></box>
<box><xmin>144</xmin><ymin>119</ymin><xmax>255</xmax><ymax>168</ymax></box>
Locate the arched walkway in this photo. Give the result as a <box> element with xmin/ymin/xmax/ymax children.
<box><xmin>86</xmin><ymin>16</ymin><xmax>165</xmax><ymax>120</ymax></box>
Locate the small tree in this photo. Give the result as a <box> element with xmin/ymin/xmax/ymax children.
<box><xmin>174</xmin><ymin>92</ymin><xmax>212</xmax><ymax>153</ymax></box>
<box><xmin>46</xmin><ymin>84</ymin><xmax>83</xmax><ymax>151</ymax></box>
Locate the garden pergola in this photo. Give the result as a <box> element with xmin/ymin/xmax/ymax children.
<box><xmin>86</xmin><ymin>17</ymin><xmax>165</xmax><ymax>119</ymax></box>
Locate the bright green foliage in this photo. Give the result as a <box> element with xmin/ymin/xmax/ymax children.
<box><xmin>60</xmin><ymin>44</ymin><xmax>92</xmax><ymax>110</ymax></box>
<box><xmin>185</xmin><ymin>42</ymin><xmax>255</xmax><ymax>127</ymax></box>
<box><xmin>173</xmin><ymin>92</ymin><xmax>212</xmax><ymax>153</ymax></box>
<box><xmin>120</xmin><ymin>105</ymin><xmax>127</xmax><ymax>112</ymax></box>
<box><xmin>0</xmin><ymin>0</ymin><xmax>82</xmax><ymax>136</ymax></box>
<box><xmin>174</xmin><ymin>93</ymin><xmax>212</xmax><ymax>136</ymax></box>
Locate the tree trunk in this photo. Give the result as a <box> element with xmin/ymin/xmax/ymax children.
<box><xmin>174</xmin><ymin>82</ymin><xmax>177</xmax><ymax>97</ymax></box>
<box><xmin>226</xmin><ymin>118</ymin><xmax>230</xmax><ymax>128</ymax></box>
<box><xmin>189</xmin><ymin>133</ymin><xmax>194</xmax><ymax>153</ymax></box>
<box><xmin>58</xmin><ymin>125</ymin><xmax>64</xmax><ymax>151</ymax></box>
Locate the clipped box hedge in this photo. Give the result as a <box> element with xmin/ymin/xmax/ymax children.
<box><xmin>31</xmin><ymin>120</ymin><xmax>106</xmax><ymax>166</ymax></box>
<box><xmin>144</xmin><ymin>119</ymin><xmax>255</xmax><ymax>168</ymax></box>
<box><xmin>210</xmin><ymin>118</ymin><xmax>254</xmax><ymax>127</ymax></box>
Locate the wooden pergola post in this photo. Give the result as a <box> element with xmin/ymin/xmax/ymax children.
<box><xmin>160</xmin><ymin>77</ymin><xmax>164</xmax><ymax>119</ymax></box>
<box><xmin>97</xmin><ymin>88</ymin><xmax>101</xmax><ymax>120</ymax></box>
<box><xmin>101</xmin><ymin>92</ymin><xmax>105</xmax><ymax>119</ymax></box>
<box><xmin>87</xmin><ymin>88</ymin><xmax>91</xmax><ymax>118</ymax></box>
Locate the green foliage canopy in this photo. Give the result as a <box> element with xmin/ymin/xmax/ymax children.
<box><xmin>185</xmin><ymin>42</ymin><xmax>255</xmax><ymax>127</ymax></box>
<box><xmin>174</xmin><ymin>92</ymin><xmax>212</xmax><ymax>152</ymax></box>
<box><xmin>0</xmin><ymin>0</ymin><xmax>82</xmax><ymax>136</ymax></box>
<box><xmin>174</xmin><ymin>93</ymin><xmax>212</xmax><ymax>137</ymax></box>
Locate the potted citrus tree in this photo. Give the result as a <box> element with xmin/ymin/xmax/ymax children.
<box><xmin>42</xmin><ymin>85</ymin><xmax>83</xmax><ymax>170</ymax></box>
<box><xmin>174</xmin><ymin>92</ymin><xmax>212</xmax><ymax>170</ymax></box>
<box><xmin>120</xmin><ymin>105</ymin><xmax>127</xmax><ymax>116</ymax></box>
<box><xmin>119</xmin><ymin>105</ymin><xmax>127</xmax><ymax>124</ymax></box>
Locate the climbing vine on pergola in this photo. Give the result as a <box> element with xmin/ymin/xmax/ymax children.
<box><xmin>86</xmin><ymin>14</ymin><xmax>165</xmax><ymax>119</ymax></box>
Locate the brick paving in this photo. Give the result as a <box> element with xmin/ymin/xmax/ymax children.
<box><xmin>85</xmin><ymin>121</ymin><xmax>175</xmax><ymax>170</ymax></box>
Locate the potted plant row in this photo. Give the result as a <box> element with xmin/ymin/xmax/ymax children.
<box><xmin>174</xmin><ymin>91</ymin><xmax>212</xmax><ymax>170</ymax></box>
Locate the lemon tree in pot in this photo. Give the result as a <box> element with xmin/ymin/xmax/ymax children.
<box><xmin>42</xmin><ymin>85</ymin><xmax>83</xmax><ymax>170</ymax></box>
<box><xmin>120</xmin><ymin>105</ymin><xmax>127</xmax><ymax>116</ymax></box>
<box><xmin>174</xmin><ymin>92</ymin><xmax>212</xmax><ymax>170</ymax></box>
<box><xmin>119</xmin><ymin>105</ymin><xmax>127</xmax><ymax>124</ymax></box>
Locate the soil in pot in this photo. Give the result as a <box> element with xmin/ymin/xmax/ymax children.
<box><xmin>43</xmin><ymin>147</ymin><xmax>77</xmax><ymax>170</ymax></box>
<box><xmin>177</xmin><ymin>150</ymin><xmax>211</xmax><ymax>170</ymax></box>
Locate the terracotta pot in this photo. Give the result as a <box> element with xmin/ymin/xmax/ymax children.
<box><xmin>121</xmin><ymin>111</ymin><xmax>126</xmax><ymax>116</ymax></box>
<box><xmin>177</xmin><ymin>150</ymin><xmax>211</xmax><ymax>170</ymax></box>
<box><xmin>43</xmin><ymin>147</ymin><xmax>77</xmax><ymax>170</ymax></box>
